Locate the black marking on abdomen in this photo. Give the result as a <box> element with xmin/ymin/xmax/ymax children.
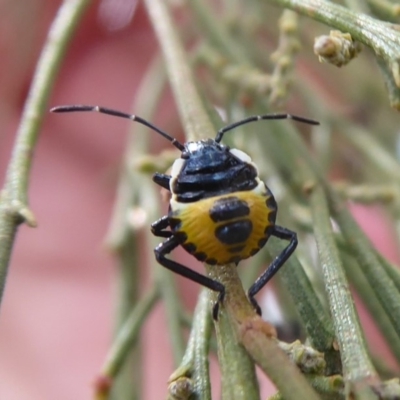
<box><xmin>266</xmin><ymin>195</ymin><xmax>277</xmax><ymax>224</ymax></box>
<box><xmin>194</xmin><ymin>251</ymin><xmax>207</xmax><ymax>262</ymax></box>
<box><xmin>183</xmin><ymin>242</ymin><xmax>197</xmax><ymax>254</ymax></box>
<box><xmin>266</xmin><ymin>196</ymin><xmax>277</xmax><ymax>211</ymax></box>
<box><xmin>209</xmin><ymin>196</ymin><xmax>250</xmax><ymax>222</ymax></box>
<box><xmin>174</xmin><ymin>231</ymin><xmax>188</xmax><ymax>243</ymax></box>
<box><xmin>215</xmin><ymin>220</ymin><xmax>253</xmax><ymax>245</ymax></box>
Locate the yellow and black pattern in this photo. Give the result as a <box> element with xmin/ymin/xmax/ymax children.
<box><xmin>170</xmin><ymin>187</ymin><xmax>277</xmax><ymax>265</ymax></box>
<box><xmin>50</xmin><ymin>104</ymin><xmax>316</xmax><ymax>320</ymax></box>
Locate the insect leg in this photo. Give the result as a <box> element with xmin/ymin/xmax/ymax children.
<box><xmin>154</xmin><ymin>236</ymin><xmax>225</xmax><ymax>319</ymax></box>
<box><xmin>151</xmin><ymin>215</ymin><xmax>173</xmax><ymax>238</ymax></box>
<box><xmin>247</xmin><ymin>225</ymin><xmax>297</xmax><ymax>315</ymax></box>
<box><xmin>153</xmin><ymin>173</ymin><xmax>171</xmax><ymax>191</ymax></box>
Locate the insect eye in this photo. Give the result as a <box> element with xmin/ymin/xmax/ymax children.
<box><xmin>242</xmin><ymin>165</ymin><xmax>257</xmax><ymax>179</ymax></box>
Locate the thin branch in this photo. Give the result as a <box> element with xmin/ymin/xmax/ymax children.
<box><xmin>103</xmin><ymin>54</ymin><xmax>167</xmax><ymax>399</ymax></box>
<box><xmin>248</xmin><ymin>95</ymin><xmax>385</xmax><ymax>396</ymax></box>
<box><xmin>265</xmin><ymin>0</ymin><xmax>400</xmax><ymax>67</ymax></box>
<box><xmin>0</xmin><ymin>0</ymin><xmax>91</xmax><ymax>305</ymax></box>
<box><xmin>188</xmin><ymin>0</ymin><xmax>248</xmax><ymax>64</ymax></box>
<box><xmin>144</xmin><ymin>0</ymin><xmax>214</xmax><ymax>142</ymax></box>
<box><xmin>264</xmin><ymin>0</ymin><xmax>400</xmax><ymax>105</ymax></box>
<box><xmin>310</xmin><ymin>186</ymin><xmax>378</xmax><ymax>391</ymax></box>
<box><xmin>339</xmin><ymin>250</ymin><xmax>400</xmax><ymax>364</ymax></box>
<box><xmin>271</xmin><ymin>240</ymin><xmax>339</xmax><ymax>361</ymax></box>
<box><xmin>95</xmin><ymin>285</ymin><xmax>160</xmax><ymax>399</ymax></box>
<box><xmin>168</xmin><ymin>289</ymin><xmax>213</xmax><ymax>400</ymax></box>
<box><xmin>328</xmin><ymin>188</ymin><xmax>400</xmax><ymax>343</ymax></box>
<box><xmin>207</xmin><ymin>263</ymin><xmax>321</xmax><ymax>400</ymax></box>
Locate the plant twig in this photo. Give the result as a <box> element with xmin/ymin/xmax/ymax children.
<box><xmin>339</xmin><ymin>251</ymin><xmax>400</xmax><ymax>364</ymax></box>
<box><xmin>207</xmin><ymin>263</ymin><xmax>321</xmax><ymax>400</ymax></box>
<box><xmin>264</xmin><ymin>0</ymin><xmax>400</xmax><ymax>103</ymax></box>
<box><xmin>270</xmin><ymin>240</ymin><xmax>340</xmax><ymax>371</ymax></box>
<box><xmin>95</xmin><ymin>285</ymin><xmax>160</xmax><ymax>399</ymax></box>
<box><xmin>144</xmin><ymin>0</ymin><xmax>214</xmax><ymax>142</ymax></box>
<box><xmin>247</xmin><ymin>97</ymin><xmax>383</xmax><ymax>396</ymax></box>
<box><xmin>328</xmin><ymin>188</ymin><xmax>400</xmax><ymax>342</ymax></box>
<box><xmin>0</xmin><ymin>0</ymin><xmax>90</xmax><ymax>305</ymax></box>
<box><xmin>168</xmin><ymin>289</ymin><xmax>213</xmax><ymax>400</ymax></box>
<box><xmin>265</xmin><ymin>0</ymin><xmax>400</xmax><ymax>65</ymax></box>
<box><xmin>102</xmin><ymin>53</ymin><xmax>166</xmax><ymax>399</ymax></box>
<box><xmin>310</xmin><ymin>186</ymin><xmax>379</xmax><ymax>395</ymax></box>
<box><xmin>188</xmin><ymin>0</ymin><xmax>248</xmax><ymax>64</ymax></box>
<box><xmin>269</xmin><ymin>10</ymin><xmax>300</xmax><ymax>106</ymax></box>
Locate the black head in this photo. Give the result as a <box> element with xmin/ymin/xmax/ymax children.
<box><xmin>170</xmin><ymin>139</ymin><xmax>259</xmax><ymax>202</ymax></box>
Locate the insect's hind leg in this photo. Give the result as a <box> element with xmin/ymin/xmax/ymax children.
<box><xmin>247</xmin><ymin>225</ymin><xmax>297</xmax><ymax>315</ymax></box>
<box><xmin>154</xmin><ymin>236</ymin><xmax>225</xmax><ymax>319</ymax></box>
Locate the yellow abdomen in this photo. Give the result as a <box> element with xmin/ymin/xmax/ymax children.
<box><xmin>170</xmin><ymin>188</ymin><xmax>276</xmax><ymax>265</ymax></box>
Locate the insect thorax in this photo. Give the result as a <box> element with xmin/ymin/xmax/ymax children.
<box><xmin>169</xmin><ymin>139</ymin><xmax>259</xmax><ymax>203</ymax></box>
<box><xmin>167</xmin><ymin>140</ymin><xmax>278</xmax><ymax>265</ymax></box>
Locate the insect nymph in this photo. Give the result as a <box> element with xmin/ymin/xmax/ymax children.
<box><xmin>51</xmin><ymin>105</ymin><xmax>319</xmax><ymax>319</ymax></box>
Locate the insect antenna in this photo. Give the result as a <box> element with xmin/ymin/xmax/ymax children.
<box><xmin>215</xmin><ymin>113</ymin><xmax>320</xmax><ymax>143</ymax></box>
<box><xmin>50</xmin><ymin>105</ymin><xmax>185</xmax><ymax>151</ymax></box>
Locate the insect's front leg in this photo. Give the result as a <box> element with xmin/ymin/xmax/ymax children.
<box><xmin>153</xmin><ymin>173</ymin><xmax>171</xmax><ymax>191</ymax></box>
<box><xmin>151</xmin><ymin>215</ymin><xmax>173</xmax><ymax>238</ymax></box>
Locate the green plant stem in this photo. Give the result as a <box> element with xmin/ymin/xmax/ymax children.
<box><xmin>269</xmin><ymin>10</ymin><xmax>300</xmax><ymax>106</ymax></box>
<box><xmin>340</xmin><ymin>251</ymin><xmax>400</xmax><ymax>364</ymax></box>
<box><xmin>102</xmin><ymin>54</ymin><xmax>166</xmax><ymax>400</ymax></box>
<box><xmin>377</xmin><ymin>55</ymin><xmax>400</xmax><ymax>109</ymax></box>
<box><xmin>207</xmin><ymin>264</ymin><xmax>321</xmax><ymax>400</ymax></box>
<box><xmin>379</xmin><ymin>254</ymin><xmax>400</xmax><ymax>294</ymax></box>
<box><xmin>277</xmin><ymin>340</ymin><xmax>326</xmax><ymax>374</ymax></box>
<box><xmin>98</xmin><ymin>285</ymin><xmax>160</xmax><ymax>384</ymax></box>
<box><xmin>327</xmin><ymin>188</ymin><xmax>400</xmax><ymax>339</ymax></box>
<box><xmin>187</xmin><ymin>0</ymin><xmax>248</xmax><ymax>64</ymax></box>
<box><xmin>335</xmin><ymin>122</ymin><xmax>400</xmax><ymax>180</ymax></box>
<box><xmin>310</xmin><ymin>186</ymin><xmax>378</xmax><ymax>393</ymax></box>
<box><xmin>144</xmin><ymin>0</ymin><xmax>214</xmax><ymax>142</ymax></box>
<box><xmin>144</xmin><ymin>178</ymin><xmax>187</xmax><ymax>365</ymax></box>
<box><xmin>169</xmin><ymin>289</ymin><xmax>213</xmax><ymax>400</ymax></box>
<box><xmin>238</xmin><ymin>122</ymin><xmax>340</xmax><ymax>370</ymax></box>
<box><xmin>109</xmin><ymin>232</ymin><xmax>140</xmax><ymax>400</ymax></box>
<box><xmin>157</xmin><ymin>264</ymin><xmax>187</xmax><ymax>364</ymax></box>
<box><xmin>269</xmin><ymin>374</ymin><xmax>345</xmax><ymax>400</ymax></box>
<box><xmin>333</xmin><ymin>182</ymin><xmax>397</xmax><ymax>204</ymax></box>
<box><xmin>367</xmin><ymin>0</ymin><xmax>400</xmax><ymax>20</ymax></box>
<box><xmin>264</xmin><ymin>0</ymin><xmax>400</xmax><ymax>65</ymax></box>
<box><xmin>270</xmin><ymin>240</ymin><xmax>337</xmax><ymax>354</ymax></box>
<box><xmin>248</xmin><ymin>98</ymin><xmax>380</xmax><ymax>396</ymax></box>
<box><xmin>207</xmin><ymin>265</ymin><xmax>260</xmax><ymax>400</ymax></box>
<box><xmin>105</xmin><ymin>54</ymin><xmax>166</xmax><ymax>250</ymax></box>
<box><xmin>0</xmin><ymin>0</ymin><xmax>91</xmax><ymax>306</ymax></box>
